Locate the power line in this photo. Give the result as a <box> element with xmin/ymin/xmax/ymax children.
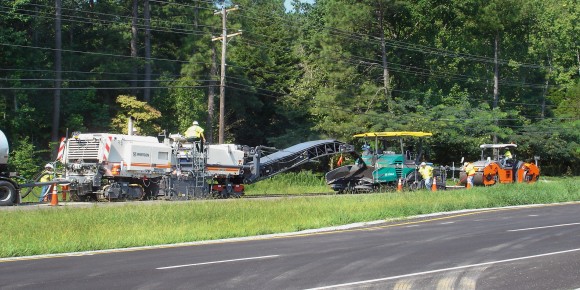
<box><xmin>2</xmin><ymin>3</ymin><xmax>562</xmax><ymax>92</ymax></box>
<box><xmin>1</xmin><ymin>3</ymin><xmax>219</xmax><ymax>34</ymax></box>
<box><xmin>2</xmin><ymin>2</ymin><xmax>572</xmax><ymax>113</ymax></box>
<box><xmin>0</xmin><ymin>85</ymin><xmax>211</xmax><ymax>90</ymax></box>
<box><xmin>0</xmin><ymin>43</ymin><xmax>201</xmax><ymax>65</ymax></box>
<box><xmin>0</xmin><ymin>68</ymin><xmax>181</xmax><ymax>78</ymax></box>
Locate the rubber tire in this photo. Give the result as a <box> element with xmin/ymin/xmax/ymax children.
<box><xmin>405</xmin><ymin>172</ymin><xmax>420</xmax><ymax>191</ymax></box>
<box><xmin>0</xmin><ymin>180</ymin><xmax>17</xmax><ymax>206</ymax></box>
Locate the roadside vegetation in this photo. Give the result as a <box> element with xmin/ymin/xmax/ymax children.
<box><xmin>2</xmin><ymin>1</ymin><xmax>579</xmax><ymax>177</ymax></box>
<box><xmin>1</xmin><ymin>176</ymin><xmax>578</xmax><ymax>258</ymax></box>
<box><xmin>245</xmin><ymin>171</ymin><xmax>329</xmax><ymax>195</ymax></box>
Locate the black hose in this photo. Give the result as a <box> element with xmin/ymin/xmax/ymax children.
<box><xmin>19</xmin><ymin>171</ymin><xmax>44</xmax><ymax>199</ymax></box>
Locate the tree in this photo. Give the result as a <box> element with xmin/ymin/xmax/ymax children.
<box><xmin>111</xmin><ymin>95</ymin><xmax>161</xmax><ymax>135</ymax></box>
<box><xmin>9</xmin><ymin>137</ymin><xmax>43</xmax><ymax>179</ymax></box>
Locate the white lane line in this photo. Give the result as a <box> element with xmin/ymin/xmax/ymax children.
<box><xmin>507</xmin><ymin>222</ymin><xmax>580</xmax><ymax>232</ymax></box>
<box><xmin>304</xmin><ymin>248</ymin><xmax>580</xmax><ymax>290</ymax></box>
<box><xmin>156</xmin><ymin>254</ymin><xmax>280</xmax><ymax>270</ymax></box>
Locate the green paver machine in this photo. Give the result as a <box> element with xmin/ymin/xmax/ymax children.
<box><xmin>325</xmin><ymin>131</ymin><xmax>433</xmax><ymax>192</ymax></box>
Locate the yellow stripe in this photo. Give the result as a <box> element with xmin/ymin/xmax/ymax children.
<box><xmin>353</xmin><ymin>131</ymin><xmax>433</xmax><ymax>138</ymax></box>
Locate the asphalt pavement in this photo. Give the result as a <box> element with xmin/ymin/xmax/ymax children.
<box><xmin>1</xmin><ymin>202</ymin><xmax>580</xmax><ymax>289</ymax></box>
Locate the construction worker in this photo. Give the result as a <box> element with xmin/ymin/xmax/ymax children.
<box><xmin>418</xmin><ymin>162</ymin><xmax>434</xmax><ymax>190</ymax></box>
<box><xmin>362</xmin><ymin>144</ymin><xmax>371</xmax><ymax>155</ymax></box>
<box><xmin>464</xmin><ymin>162</ymin><xmax>476</xmax><ymax>188</ymax></box>
<box><xmin>502</xmin><ymin>149</ymin><xmax>513</xmax><ymax>167</ymax></box>
<box><xmin>39</xmin><ymin>163</ymin><xmax>55</xmax><ymax>202</ymax></box>
<box><xmin>184</xmin><ymin>121</ymin><xmax>205</xmax><ymax>142</ymax></box>
<box><xmin>184</xmin><ymin>121</ymin><xmax>205</xmax><ymax>151</ymax></box>
<box><xmin>504</xmin><ymin>149</ymin><xmax>512</xmax><ymax>160</ymax></box>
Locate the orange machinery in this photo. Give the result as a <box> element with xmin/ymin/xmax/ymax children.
<box><xmin>461</xmin><ymin>144</ymin><xmax>540</xmax><ymax>186</ymax></box>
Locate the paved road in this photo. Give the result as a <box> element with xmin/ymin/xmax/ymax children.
<box><xmin>2</xmin><ymin>203</ymin><xmax>580</xmax><ymax>289</ymax></box>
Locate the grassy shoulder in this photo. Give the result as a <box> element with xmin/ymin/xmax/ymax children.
<box><xmin>1</xmin><ymin>176</ymin><xmax>578</xmax><ymax>258</ymax></box>
<box><xmin>244</xmin><ymin>171</ymin><xmax>330</xmax><ymax>195</ymax></box>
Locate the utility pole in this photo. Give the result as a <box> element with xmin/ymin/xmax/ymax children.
<box><xmin>212</xmin><ymin>5</ymin><xmax>241</xmax><ymax>144</ymax></box>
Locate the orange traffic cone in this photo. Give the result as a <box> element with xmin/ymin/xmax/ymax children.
<box><xmin>49</xmin><ymin>183</ymin><xmax>59</xmax><ymax>206</ymax></box>
<box><xmin>466</xmin><ymin>178</ymin><xmax>472</xmax><ymax>189</ymax></box>
<box><xmin>431</xmin><ymin>177</ymin><xmax>437</xmax><ymax>192</ymax></box>
<box><xmin>397</xmin><ymin>178</ymin><xmax>403</xmax><ymax>192</ymax></box>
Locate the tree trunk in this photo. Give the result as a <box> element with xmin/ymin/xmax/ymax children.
<box><xmin>541</xmin><ymin>57</ymin><xmax>552</xmax><ymax>119</ymax></box>
<box><xmin>193</xmin><ymin>0</ymin><xmax>199</xmax><ymax>29</ymax></box>
<box><xmin>207</xmin><ymin>44</ymin><xmax>217</xmax><ymax>144</ymax></box>
<box><xmin>52</xmin><ymin>0</ymin><xmax>62</xmax><ymax>156</ymax></box>
<box><xmin>144</xmin><ymin>0</ymin><xmax>151</xmax><ymax>102</ymax></box>
<box><xmin>576</xmin><ymin>49</ymin><xmax>580</xmax><ymax>76</ymax></box>
<box><xmin>492</xmin><ymin>32</ymin><xmax>500</xmax><ymax>144</ymax></box>
<box><xmin>131</xmin><ymin>0</ymin><xmax>138</xmax><ymax>97</ymax></box>
<box><xmin>378</xmin><ymin>6</ymin><xmax>391</xmax><ymax>113</ymax></box>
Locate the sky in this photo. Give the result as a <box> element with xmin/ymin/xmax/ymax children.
<box><xmin>284</xmin><ymin>0</ymin><xmax>315</xmax><ymax>12</ymax></box>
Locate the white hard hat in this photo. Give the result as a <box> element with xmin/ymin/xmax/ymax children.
<box><xmin>464</xmin><ymin>162</ymin><xmax>468</xmax><ymax>166</ymax></box>
<box><xmin>45</xmin><ymin>163</ymin><xmax>54</xmax><ymax>169</ymax></box>
<box><xmin>193</xmin><ymin>121</ymin><xmax>199</xmax><ymax>125</ymax></box>
<box><xmin>420</xmin><ymin>162</ymin><xmax>426</xmax><ymax>166</ymax></box>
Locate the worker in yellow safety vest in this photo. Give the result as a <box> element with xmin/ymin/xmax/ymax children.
<box><xmin>184</xmin><ymin>121</ymin><xmax>206</xmax><ymax>151</ymax></box>
<box><xmin>504</xmin><ymin>150</ymin><xmax>512</xmax><ymax>160</ymax></box>
<box><xmin>39</xmin><ymin>163</ymin><xmax>55</xmax><ymax>202</ymax></box>
<box><xmin>418</xmin><ymin>162</ymin><xmax>434</xmax><ymax>190</ymax></box>
<box><xmin>464</xmin><ymin>162</ymin><xmax>476</xmax><ymax>188</ymax></box>
<box><xmin>184</xmin><ymin>121</ymin><xmax>205</xmax><ymax>142</ymax></box>
<box><xmin>502</xmin><ymin>149</ymin><xmax>513</xmax><ymax>167</ymax></box>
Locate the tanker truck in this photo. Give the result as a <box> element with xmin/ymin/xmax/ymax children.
<box><xmin>0</xmin><ymin>129</ymin><xmax>20</xmax><ymax>206</ymax></box>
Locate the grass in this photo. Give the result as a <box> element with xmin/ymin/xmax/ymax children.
<box><xmin>0</xmin><ymin>176</ymin><xmax>578</xmax><ymax>258</ymax></box>
<box><xmin>19</xmin><ymin>186</ymin><xmax>48</xmax><ymax>203</ymax></box>
<box><xmin>245</xmin><ymin>171</ymin><xmax>329</xmax><ymax>195</ymax></box>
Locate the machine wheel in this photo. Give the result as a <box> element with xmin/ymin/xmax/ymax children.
<box><xmin>405</xmin><ymin>173</ymin><xmax>420</xmax><ymax>191</ymax></box>
<box><xmin>0</xmin><ymin>180</ymin><xmax>17</xmax><ymax>206</ymax></box>
<box><xmin>231</xmin><ymin>191</ymin><xmax>243</xmax><ymax>198</ymax></box>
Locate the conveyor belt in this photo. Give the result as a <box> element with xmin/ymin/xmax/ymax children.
<box><xmin>244</xmin><ymin>140</ymin><xmax>354</xmax><ymax>184</ymax></box>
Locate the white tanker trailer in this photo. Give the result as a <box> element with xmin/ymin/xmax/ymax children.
<box><xmin>0</xmin><ymin>129</ymin><xmax>19</xmax><ymax>206</ymax></box>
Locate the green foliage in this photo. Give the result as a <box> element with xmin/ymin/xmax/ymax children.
<box><xmin>162</xmin><ymin>78</ymin><xmax>207</xmax><ymax>134</ymax></box>
<box><xmin>0</xmin><ymin>0</ymin><xmax>578</xmax><ymax>175</ymax></box>
<box><xmin>8</xmin><ymin>137</ymin><xmax>42</xmax><ymax>179</ymax></box>
<box><xmin>111</xmin><ymin>95</ymin><xmax>161</xmax><ymax>135</ymax></box>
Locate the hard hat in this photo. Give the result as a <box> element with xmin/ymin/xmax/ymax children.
<box><xmin>193</xmin><ymin>121</ymin><xmax>199</xmax><ymax>125</ymax></box>
<box><xmin>464</xmin><ymin>162</ymin><xmax>468</xmax><ymax>166</ymax></box>
<box><xmin>420</xmin><ymin>162</ymin><xmax>426</xmax><ymax>166</ymax></box>
<box><xmin>45</xmin><ymin>163</ymin><xmax>54</xmax><ymax>169</ymax></box>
